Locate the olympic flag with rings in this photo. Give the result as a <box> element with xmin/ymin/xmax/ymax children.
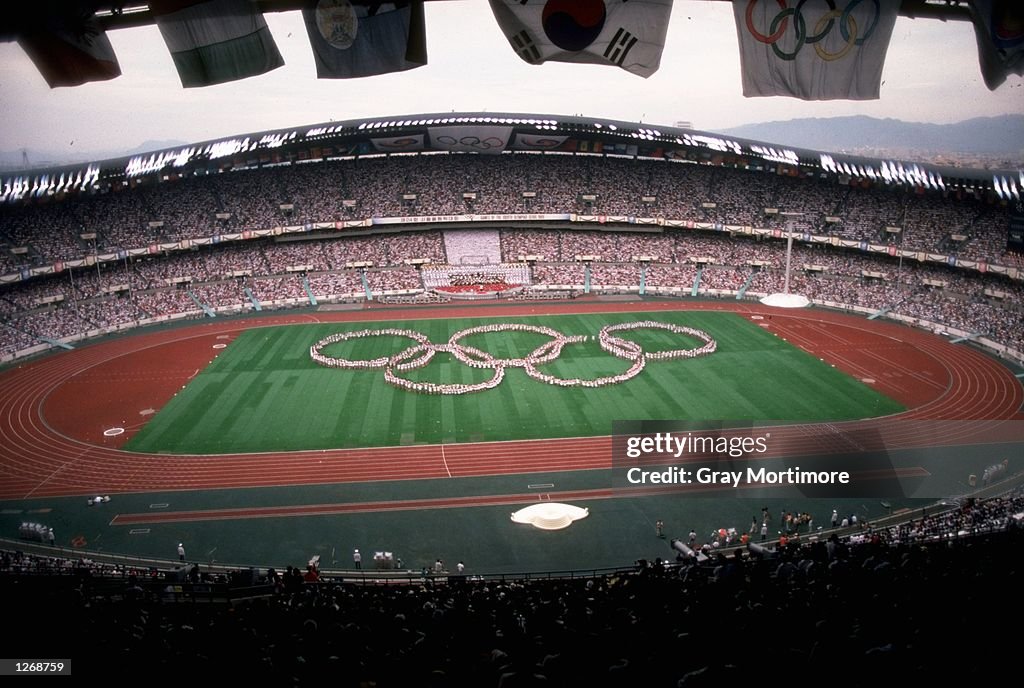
<box><xmin>733</xmin><ymin>0</ymin><xmax>900</xmax><ymax>101</ymax></box>
<box><xmin>310</xmin><ymin>321</ymin><xmax>717</xmax><ymax>395</ymax></box>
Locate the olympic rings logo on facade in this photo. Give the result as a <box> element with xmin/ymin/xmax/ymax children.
<box><xmin>745</xmin><ymin>0</ymin><xmax>881</xmax><ymax>61</ymax></box>
<box><xmin>309</xmin><ymin>321</ymin><xmax>717</xmax><ymax>395</ymax></box>
<box><xmin>436</xmin><ymin>135</ymin><xmax>507</xmax><ymax>151</ymax></box>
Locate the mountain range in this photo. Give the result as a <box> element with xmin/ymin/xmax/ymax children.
<box><xmin>717</xmin><ymin>115</ymin><xmax>1024</xmax><ymax>157</ymax></box>
<box><xmin>3</xmin><ymin>115</ymin><xmax>1022</xmax><ymax>171</ymax></box>
<box><xmin>0</xmin><ymin>139</ymin><xmax>187</xmax><ymax>171</ymax></box>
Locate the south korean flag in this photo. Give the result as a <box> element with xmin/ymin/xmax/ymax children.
<box><xmin>489</xmin><ymin>0</ymin><xmax>673</xmax><ymax>78</ymax></box>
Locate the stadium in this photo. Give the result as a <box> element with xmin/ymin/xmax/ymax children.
<box><xmin>2</xmin><ymin>1</ymin><xmax>1023</xmax><ymax>683</ymax></box>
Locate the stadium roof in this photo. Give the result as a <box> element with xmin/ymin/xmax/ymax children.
<box><xmin>2</xmin><ymin>111</ymin><xmax>1021</xmax><ymax>205</ymax></box>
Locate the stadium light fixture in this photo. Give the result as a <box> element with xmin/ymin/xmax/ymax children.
<box><xmin>761</xmin><ymin>211</ymin><xmax>810</xmax><ymax>308</ymax></box>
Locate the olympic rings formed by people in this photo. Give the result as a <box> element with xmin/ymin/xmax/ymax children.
<box><xmin>745</xmin><ymin>0</ymin><xmax>880</xmax><ymax>62</ymax></box>
<box><xmin>310</xmin><ymin>321</ymin><xmax>717</xmax><ymax>395</ymax></box>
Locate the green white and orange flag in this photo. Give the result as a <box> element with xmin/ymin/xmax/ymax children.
<box><xmin>150</xmin><ymin>0</ymin><xmax>284</xmax><ymax>88</ymax></box>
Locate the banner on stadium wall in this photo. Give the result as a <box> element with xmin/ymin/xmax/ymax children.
<box><xmin>512</xmin><ymin>134</ymin><xmax>569</xmax><ymax>151</ymax></box>
<box><xmin>372</xmin><ymin>213</ymin><xmax>569</xmax><ymax>225</ymax></box>
<box><xmin>428</xmin><ymin>125</ymin><xmax>513</xmax><ymax>154</ymax></box>
<box><xmin>574</xmin><ymin>214</ymin><xmax>632</xmax><ymax>225</ymax></box>
<box><xmin>371</xmin><ymin>134</ymin><xmax>426</xmax><ymax>152</ymax></box>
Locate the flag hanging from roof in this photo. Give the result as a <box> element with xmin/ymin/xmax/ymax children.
<box><xmin>303</xmin><ymin>1</ymin><xmax>427</xmax><ymax>78</ymax></box>
<box><xmin>17</xmin><ymin>9</ymin><xmax>121</xmax><ymax>88</ymax></box>
<box><xmin>149</xmin><ymin>0</ymin><xmax>284</xmax><ymax>88</ymax></box>
<box><xmin>967</xmin><ymin>0</ymin><xmax>1024</xmax><ymax>90</ymax></box>
<box><xmin>733</xmin><ymin>0</ymin><xmax>900</xmax><ymax>100</ymax></box>
<box><xmin>488</xmin><ymin>0</ymin><xmax>673</xmax><ymax>78</ymax></box>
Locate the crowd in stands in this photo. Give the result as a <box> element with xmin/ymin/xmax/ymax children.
<box><xmin>588</xmin><ymin>263</ymin><xmax>639</xmax><ymax>287</ymax></box>
<box><xmin>2</xmin><ymin>484</ymin><xmax>1021</xmax><ymax>684</ymax></box>
<box><xmin>2</xmin><ymin>154</ymin><xmax>1019</xmax><ymax>274</ymax></box>
<box><xmin>366</xmin><ymin>267</ymin><xmax>423</xmax><ymax>293</ymax></box>
<box><xmin>305</xmin><ymin>271</ymin><xmax>364</xmax><ymax>299</ymax></box>
<box><xmin>530</xmin><ymin>262</ymin><xmax>585</xmax><ymax>285</ymax></box>
<box><xmin>249</xmin><ymin>275</ymin><xmax>308</xmax><ymax>303</ymax></box>
<box><xmin>443</xmin><ymin>229</ymin><xmax>503</xmax><ymax>265</ymax></box>
<box><xmin>1</xmin><ymin>151</ymin><xmax>1021</xmax><ymax>361</ymax></box>
<box><xmin>2</xmin><ymin>226</ymin><xmax>1020</xmax><ymax>358</ymax></box>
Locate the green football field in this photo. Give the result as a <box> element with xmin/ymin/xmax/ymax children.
<box><xmin>125</xmin><ymin>311</ymin><xmax>904</xmax><ymax>454</ymax></box>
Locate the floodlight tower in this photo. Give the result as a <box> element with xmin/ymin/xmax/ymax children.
<box><xmin>781</xmin><ymin>211</ymin><xmax>802</xmax><ymax>295</ymax></box>
<box><xmin>760</xmin><ymin>211</ymin><xmax>810</xmax><ymax>308</ymax></box>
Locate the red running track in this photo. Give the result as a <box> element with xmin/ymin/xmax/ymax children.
<box><xmin>0</xmin><ymin>301</ymin><xmax>1020</xmax><ymax>500</ymax></box>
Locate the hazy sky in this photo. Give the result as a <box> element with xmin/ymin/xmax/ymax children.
<box><xmin>0</xmin><ymin>1</ymin><xmax>1021</xmax><ymax>157</ymax></box>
